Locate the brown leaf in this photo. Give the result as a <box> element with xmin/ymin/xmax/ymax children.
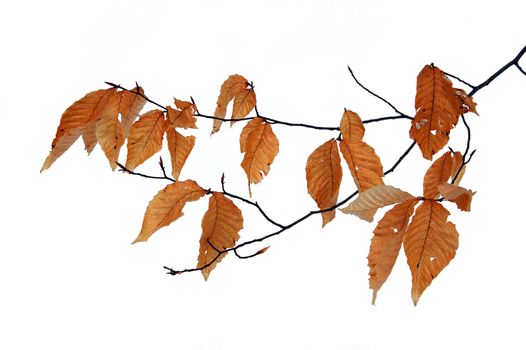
<box><xmin>125</xmin><ymin>109</ymin><xmax>167</xmax><ymax>170</ymax></box>
<box><xmin>95</xmin><ymin>92</ymin><xmax>124</xmax><ymax>170</ymax></box>
<box><xmin>120</xmin><ymin>86</ymin><xmax>147</xmax><ymax>136</ymax></box>
<box><xmin>166</xmin><ymin>105</ymin><xmax>196</xmax><ymax>130</ymax></box>
<box><xmin>212</xmin><ymin>74</ymin><xmax>249</xmax><ymax>134</ymax></box>
<box><xmin>241</xmin><ymin>118</ymin><xmax>279</xmax><ymax>196</ymax></box>
<box><xmin>306</xmin><ymin>139</ymin><xmax>343</xmax><ymax>227</ymax></box>
<box><xmin>410</xmin><ymin>65</ymin><xmax>460</xmax><ymax>160</ymax></box>
<box><xmin>404</xmin><ymin>200</ymin><xmax>459</xmax><ymax>305</ymax></box>
<box><xmin>82</xmin><ymin>121</ymin><xmax>98</xmax><ymax>155</ymax></box>
<box><xmin>168</xmin><ymin>99</ymin><xmax>197</xmax><ymax>129</ymax></box>
<box><xmin>340</xmin><ymin>109</ymin><xmax>365</xmax><ymax>142</ymax></box>
<box><xmin>454</xmin><ymin>88</ymin><xmax>478</xmax><ymax>116</ymax></box>
<box><xmin>239</xmin><ymin>117</ymin><xmax>263</xmax><ymax>153</ymax></box>
<box><xmin>369</xmin><ymin>199</ymin><xmax>419</xmax><ymax>304</ymax></box>
<box><xmin>41</xmin><ymin>88</ymin><xmax>115</xmax><ymax>172</ymax></box>
<box><xmin>231</xmin><ymin>89</ymin><xmax>256</xmax><ymax>124</ymax></box>
<box><xmin>438</xmin><ymin>183</ymin><xmax>475</xmax><ymax>212</ymax></box>
<box><xmin>340</xmin><ymin>185</ymin><xmax>416</xmax><ymax>222</ymax></box>
<box><xmin>133</xmin><ymin>180</ymin><xmax>205</xmax><ymax>243</ymax></box>
<box><xmin>338</xmin><ymin>109</ymin><xmax>384</xmax><ymax>192</ymax></box>
<box><xmin>198</xmin><ymin>192</ymin><xmax>243</xmax><ymax>280</ymax></box>
<box><xmin>450</xmin><ymin>151</ymin><xmax>465</xmax><ymax>185</ymax></box>
<box><xmin>423</xmin><ymin>151</ymin><xmax>454</xmax><ymax>199</ymax></box>
<box><xmin>166</xmin><ymin>128</ymin><xmax>195</xmax><ymax>181</ymax></box>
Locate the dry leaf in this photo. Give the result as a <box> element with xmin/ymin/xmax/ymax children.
<box><xmin>404</xmin><ymin>200</ymin><xmax>459</xmax><ymax>305</ymax></box>
<box><xmin>410</xmin><ymin>65</ymin><xmax>460</xmax><ymax>160</ymax></box>
<box><xmin>120</xmin><ymin>86</ymin><xmax>147</xmax><ymax>136</ymax></box>
<box><xmin>454</xmin><ymin>88</ymin><xmax>478</xmax><ymax>116</ymax></box>
<box><xmin>95</xmin><ymin>92</ymin><xmax>124</xmax><ymax>170</ymax></box>
<box><xmin>125</xmin><ymin>109</ymin><xmax>167</xmax><ymax>170</ymax></box>
<box><xmin>133</xmin><ymin>180</ymin><xmax>205</xmax><ymax>243</ymax></box>
<box><xmin>306</xmin><ymin>139</ymin><xmax>343</xmax><ymax>227</ymax></box>
<box><xmin>241</xmin><ymin>118</ymin><xmax>279</xmax><ymax>196</ymax></box>
<box><xmin>369</xmin><ymin>199</ymin><xmax>419</xmax><ymax>304</ymax></box>
<box><xmin>438</xmin><ymin>183</ymin><xmax>475</xmax><ymax>211</ymax></box>
<box><xmin>450</xmin><ymin>151</ymin><xmax>465</xmax><ymax>185</ymax></box>
<box><xmin>166</xmin><ymin>127</ymin><xmax>195</xmax><ymax>181</ymax></box>
<box><xmin>41</xmin><ymin>88</ymin><xmax>115</xmax><ymax>172</ymax></box>
<box><xmin>340</xmin><ymin>109</ymin><xmax>365</xmax><ymax>142</ymax></box>
<box><xmin>168</xmin><ymin>99</ymin><xmax>197</xmax><ymax>129</ymax></box>
<box><xmin>423</xmin><ymin>151</ymin><xmax>454</xmax><ymax>199</ymax></box>
<box><xmin>198</xmin><ymin>192</ymin><xmax>243</xmax><ymax>280</ymax></box>
<box><xmin>340</xmin><ymin>185</ymin><xmax>416</xmax><ymax>222</ymax></box>
<box><xmin>212</xmin><ymin>74</ymin><xmax>249</xmax><ymax>133</ymax></box>
<box><xmin>239</xmin><ymin>117</ymin><xmax>263</xmax><ymax>153</ymax></box>
<box><xmin>231</xmin><ymin>89</ymin><xmax>256</xmax><ymax>124</ymax></box>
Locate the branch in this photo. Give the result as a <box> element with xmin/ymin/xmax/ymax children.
<box><xmin>116</xmin><ymin>158</ymin><xmax>175</xmax><ymax>182</ymax></box>
<box><xmin>164</xmin><ymin>139</ymin><xmax>414</xmax><ymax>276</ymax></box>
<box><xmin>469</xmin><ymin>44</ymin><xmax>526</xmax><ymax>96</ymax></box>
<box><xmin>347</xmin><ymin>66</ymin><xmax>411</xmax><ymax>118</ymax></box>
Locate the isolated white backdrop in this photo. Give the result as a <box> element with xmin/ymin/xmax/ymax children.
<box><xmin>1</xmin><ymin>1</ymin><xmax>525</xmax><ymax>349</ymax></box>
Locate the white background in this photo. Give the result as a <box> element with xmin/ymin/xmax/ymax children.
<box><xmin>1</xmin><ymin>1</ymin><xmax>525</xmax><ymax>349</ymax></box>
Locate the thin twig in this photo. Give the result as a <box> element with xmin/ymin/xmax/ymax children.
<box><xmin>443</xmin><ymin>71</ymin><xmax>476</xmax><ymax>89</ymax></box>
<box><xmin>116</xmin><ymin>162</ymin><xmax>175</xmax><ymax>182</ymax></box>
<box><xmin>469</xmin><ymin>44</ymin><xmax>526</xmax><ymax>96</ymax></box>
<box><xmin>347</xmin><ymin>66</ymin><xmax>411</xmax><ymax>118</ymax></box>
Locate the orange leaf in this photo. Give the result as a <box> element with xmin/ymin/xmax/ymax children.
<box><xmin>241</xmin><ymin>118</ymin><xmax>279</xmax><ymax>196</ymax></box>
<box><xmin>423</xmin><ymin>151</ymin><xmax>454</xmax><ymax>199</ymax></box>
<box><xmin>368</xmin><ymin>199</ymin><xmax>419</xmax><ymax>304</ymax></box>
<box><xmin>305</xmin><ymin>139</ymin><xmax>343</xmax><ymax>227</ymax></box>
<box><xmin>81</xmin><ymin>121</ymin><xmax>98</xmax><ymax>154</ymax></box>
<box><xmin>340</xmin><ymin>185</ymin><xmax>416</xmax><ymax>222</ymax></box>
<box><xmin>339</xmin><ymin>140</ymin><xmax>384</xmax><ymax>192</ymax></box>
<box><xmin>404</xmin><ymin>200</ymin><xmax>459</xmax><ymax>305</ymax></box>
<box><xmin>125</xmin><ymin>109</ymin><xmax>167</xmax><ymax>170</ymax></box>
<box><xmin>338</xmin><ymin>109</ymin><xmax>384</xmax><ymax>193</ymax></box>
<box><xmin>231</xmin><ymin>89</ymin><xmax>256</xmax><ymax>124</ymax></box>
<box><xmin>454</xmin><ymin>88</ymin><xmax>478</xmax><ymax>116</ymax></box>
<box><xmin>166</xmin><ymin>128</ymin><xmax>195</xmax><ymax>181</ymax></box>
<box><xmin>438</xmin><ymin>183</ymin><xmax>475</xmax><ymax>212</ymax></box>
<box><xmin>340</xmin><ymin>109</ymin><xmax>365</xmax><ymax>142</ymax></box>
<box><xmin>133</xmin><ymin>180</ymin><xmax>206</xmax><ymax>243</ymax></box>
<box><xmin>410</xmin><ymin>65</ymin><xmax>460</xmax><ymax>160</ymax></box>
<box><xmin>212</xmin><ymin>74</ymin><xmax>249</xmax><ymax>134</ymax></box>
<box><xmin>168</xmin><ymin>99</ymin><xmax>197</xmax><ymax>129</ymax></box>
<box><xmin>198</xmin><ymin>192</ymin><xmax>243</xmax><ymax>280</ymax></box>
<box><xmin>41</xmin><ymin>88</ymin><xmax>115</xmax><ymax>172</ymax></box>
<box><xmin>239</xmin><ymin>117</ymin><xmax>263</xmax><ymax>153</ymax></box>
<box><xmin>450</xmin><ymin>151</ymin><xmax>465</xmax><ymax>185</ymax></box>
<box><xmin>120</xmin><ymin>86</ymin><xmax>147</xmax><ymax>136</ymax></box>
<box><xmin>95</xmin><ymin>92</ymin><xmax>124</xmax><ymax>170</ymax></box>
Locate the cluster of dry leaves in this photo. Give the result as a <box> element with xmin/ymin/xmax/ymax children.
<box><xmin>42</xmin><ymin>64</ymin><xmax>478</xmax><ymax>305</ymax></box>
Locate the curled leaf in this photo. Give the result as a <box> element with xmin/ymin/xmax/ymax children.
<box><xmin>438</xmin><ymin>183</ymin><xmax>475</xmax><ymax>212</ymax></box>
<box><xmin>212</xmin><ymin>74</ymin><xmax>249</xmax><ymax>133</ymax></box>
